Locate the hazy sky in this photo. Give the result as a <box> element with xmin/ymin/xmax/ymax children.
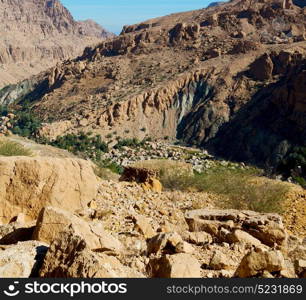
<box><xmin>61</xmin><ymin>0</ymin><xmax>217</xmax><ymax>34</ymax></box>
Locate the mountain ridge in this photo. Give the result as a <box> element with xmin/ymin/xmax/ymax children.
<box><xmin>1</xmin><ymin>0</ymin><xmax>306</xmax><ymax>170</ymax></box>
<box><xmin>0</xmin><ymin>0</ymin><xmax>113</xmax><ymax>88</ymax></box>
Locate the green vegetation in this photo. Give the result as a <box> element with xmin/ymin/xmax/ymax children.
<box><xmin>161</xmin><ymin>166</ymin><xmax>289</xmax><ymax>214</ymax></box>
<box><xmin>114</xmin><ymin>137</ymin><xmax>149</xmax><ymax>150</ymax></box>
<box><xmin>95</xmin><ymin>159</ymin><xmax>124</xmax><ymax>176</ymax></box>
<box><xmin>0</xmin><ymin>106</ymin><xmax>42</xmax><ymax>138</ymax></box>
<box><xmin>0</xmin><ymin>106</ymin><xmax>128</xmax><ymax>176</ymax></box>
<box><xmin>279</xmin><ymin>146</ymin><xmax>306</xmax><ymax>188</ymax></box>
<box><xmin>11</xmin><ymin>111</ymin><xmax>42</xmax><ymax>137</ymax></box>
<box><xmin>0</xmin><ymin>140</ymin><xmax>32</xmax><ymax>157</ymax></box>
<box><xmin>47</xmin><ymin>132</ymin><xmax>124</xmax><ymax>175</ymax></box>
<box><xmin>93</xmin><ymin>164</ymin><xmax>121</xmax><ymax>181</ymax></box>
<box><xmin>50</xmin><ymin>132</ymin><xmax>108</xmax><ymax>160</ymax></box>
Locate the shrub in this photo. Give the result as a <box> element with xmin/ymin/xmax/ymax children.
<box><xmin>12</xmin><ymin>111</ymin><xmax>42</xmax><ymax>137</ymax></box>
<box><xmin>0</xmin><ymin>105</ymin><xmax>9</xmax><ymax>116</ymax></box>
<box><xmin>161</xmin><ymin>166</ymin><xmax>289</xmax><ymax>214</ymax></box>
<box><xmin>0</xmin><ymin>139</ymin><xmax>32</xmax><ymax>156</ymax></box>
<box><xmin>95</xmin><ymin>159</ymin><xmax>124</xmax><ymax>175</ymax></box>
<box><xmin>50</xmin><ymin>132</ymin><xmax>108</xmax><ymax>160</ymax></box>
<box><xmin>0</xmin><ymin>106</ymin><xmax>42</xmax><ymax>138</ymax></box>
<box><xmin>114</xmin><ymin>138</ymin><xmax>143</xmax><ymax>150</ymax></box>
<box><xmin>279</xmin><ymin>146</ymin><xmax>306</xmax><ymax>188</ymax></box>
<box><xmin>94</xmin><ymin>164</ymin><xmax>121</xmax><ymax>181</ymax></box>
<box><xmin>114</xmin><ymin>137</ymin><xmax>153</xmax><ymax>150</ymax></box>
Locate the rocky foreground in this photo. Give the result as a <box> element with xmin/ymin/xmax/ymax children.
<box><xmin>0</xmin><ymin>154</ymin><xmax>305</xmax><ymax>278</ymax></box>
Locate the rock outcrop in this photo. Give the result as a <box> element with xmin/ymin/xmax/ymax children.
<box><xmin>148</xmin><ymin>253</ymin><xmax>202</xmax><ymax>278</ymax></box>
<box><xmin>0</xmin><ymin>157</ymin><xmax>99</xmax><ymax>223</ymax></box>
<box><xmin>235</xmin><ymin>249</ymin><xmax>286</xmax><ymax>278</ymax></box>
<box><xmin>0</xmin><ymin>241</ymin><xmax>48</xmax><ymax>278</ymax></box>
<box><xmin>33</xmin><ymin>206</ymin><xmax>123</xmax><ymax>252</ymax></box>
<box><xmin>120</xmin><ymin>166</ymin><xmax>163</xmax><ymax>192</ymax></box>
<box><xmin>185</xmin><ymin>209</ymin><xmax>286</xmax><ymax>247</ymax></box>
<box><xmin>39</xmin><ymin>229</ymin><xmax>142</xmax><ymax>278</ymax></box>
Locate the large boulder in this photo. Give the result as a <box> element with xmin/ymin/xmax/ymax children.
<box><xmin>185</xmin><ymin>209</ymin><xmax>286</xmax><ymax>247</ymax></box>
<box><xmin>120</xmin><ymin>166</ymin><xmax>163</xmax><ymax>192</ymax></box>
<box><xmin>184</xmin><ymin>231</ymin><xmax>213</xmax><ymax>246</ymax></box>
<box><xmin>288</xmin><ymin>245</ymin><xmax>306</xmax><ymax>277</ymax></box>
<box><xmin>148</xmin><ymin>253</ymin><xmax>201</xmax><ymax>278</ymax></box>
<box><xmin>133</xmin><ymin>215</ymin><xmax>156</xmax><ymax>239</ymax></box>
<box><xmin>147</xmin><ymin>232</ymin><xmax>184</xmax><ymax>255</ymax></box>
<box><xmin>235</xmin><ymin>249</ymin><xmax>285</xmax><ymax>278</ymax></box>
<box><xmin>0</xmin><ymin>241</ymin><xmax>48</xmax><ymax>278</ymax></box>
<box><xmin>33</xmin><ymin>206</ymin><xmax>123</xmax><ymax>252</ymax></box>
<box><xmin>210</xmin><ymin>250</ymin><xmax>236</xmax><ymax>271</ymax></box>
<box><xmin>39</xmin><ymin>229</ymin><xmax>142</xmax><ymax>278</ymax></box>
<box><xmin>0</xmin><ymin>223</ymin><xmax>35</xmax><ymax>245</ymax></box>
<box><xmin>0</xmin><ymin>157</ymin><xmax>99</xmax><ymax>223</ymax></box>
<box><xmin>249</xmin><ymin>53</ymin><xmax>273</xmax><ymax>81</ymax></box>
<box><xmin>120</xmin><ymin>166</ymin><xmax>158</xmax><ymax>183</ymax></box>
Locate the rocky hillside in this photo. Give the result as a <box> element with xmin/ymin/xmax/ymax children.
<box><xmin>1</xmin><ymin>0</ymin><xmax>306</xmax><ymax>280</ymax></box>
<box><xmin>0</xmin><ymin>0</ymin><xmax>113</xmax><ymax>88</ymax></box>
<box><xmin>0</xmin><ymin>135</ymin><xmax>305</xmax><ymax>278</ymax></box>
<box><xmin>1</xmin><ymin>0</ymin><xmax>304</xmax><ymax>171</ymax></box>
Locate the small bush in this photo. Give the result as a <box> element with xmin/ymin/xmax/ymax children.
<box><xmin>114</xmin><ymin>138</ymin><xmax>142</xmax><ymax>150</ymax></box>
<box><xmin>94</xmin><ymin>165</ymin><xmax>121</xmax><ymax>181</ymax></box>
<box><xmin>294</xmin><ymin>176</ymin><xmax>306</xmax><ymax>188</ymax></box>
<box><xmin>114</xmin><ymin>137</ymin><xmax>153</xmax><ymax>150</ymax></box>
<box><xmin>96</xmin><ymin>159</ymin><xmax>124</xmax><ymax>175</ymax></box>
<box><xmin>0</xmin><ymin>140</ymin><xmax>32</xmax><ymax>156</ymax></box>
<box><xmin>279</xmin><ymin>146</ymin><xmax>306</xmax><ymax>188</ymax></box>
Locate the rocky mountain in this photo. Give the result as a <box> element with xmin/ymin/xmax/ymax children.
<box><xmin>1</xmin><ymin>0</ymin><xmax>306</xmax><ymax>171</ymax></box>
<box><xmin>0</xmin><ymin>0</ymin><xmax>113</xmax><ymax>88</ymax></box>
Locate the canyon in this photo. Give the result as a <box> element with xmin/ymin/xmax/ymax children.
<box><xmin>1</xmin><ymin>0</ymin><xmax>305</xmax><ymax>169</ymax></box>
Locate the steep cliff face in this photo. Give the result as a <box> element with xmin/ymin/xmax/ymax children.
<box><xmin>205</xmin><ymin>49</ymin><xmax>306</xmax><ymax>167</ymax></box>
<box><xmin>2</xmin><ymin>0</ymin><xmax>306</xmax><ymax>169</ymax></box>
<box><xmin>0</xmin><ymin>0</ymin><xmax>112</xmax><ymax>88</ymax></box>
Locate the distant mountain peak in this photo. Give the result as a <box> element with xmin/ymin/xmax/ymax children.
<box><xmin>0</xmin><ymin>0</ymin><xmax>113</xmax><ymax>88</ymax></box>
